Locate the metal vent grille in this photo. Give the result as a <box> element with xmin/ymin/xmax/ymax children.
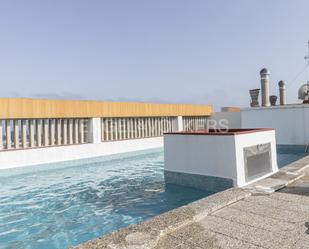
<box><xmin>244</xmin><ymin>143</ymin><xmax>272</xmax><ymax>182</ymax></box>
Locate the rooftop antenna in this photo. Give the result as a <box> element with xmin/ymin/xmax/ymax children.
<box><xmin>287</xmin><ymin>41</ymin><xmax>309</xmax><ymax>90</ymax></box>
<box><xmin>305</xmin><ymin>41</ymin><xmax>309</xmax><ymax>60</ymax></box>
<box><xmin>305</xmin><ymin>40</ymin><xmax>309</xmax><ymax>83</ymax></box>
<box><xmin>298</xmin><ymin>41</ymin><xmax>309</xmax><ymax>103</ymax></box>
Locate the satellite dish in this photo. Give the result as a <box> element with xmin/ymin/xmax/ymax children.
<box><xmin>298</xmin><ymin>83</ymin><xmax>309</xmax><ymax>101</ymax></box>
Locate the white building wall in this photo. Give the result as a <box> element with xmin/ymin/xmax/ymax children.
<box><xmin>241</xmin><ymin>105</ymin><xmax>309</xmax><ymax>145</ymax></box>
<box><xmin>209</xmin><ymin>112</ymin><xmax>241</xmax><ymax>129</ymax></box>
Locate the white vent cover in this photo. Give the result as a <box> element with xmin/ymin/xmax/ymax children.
<box><xmin>244</xmin><ymin>143</ymin><xmax>272</xmax><ymax>182</ymax></box>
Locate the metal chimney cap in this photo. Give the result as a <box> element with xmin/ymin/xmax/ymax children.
<box><xmin>278</xmin><ymin>80</ymin><xmax>285</xmax><ymax>87</ymax></box>
<box><xmin>260</xmin><ymin>68</ymin><xmax>270</xmax><ymax>76</ymax></box>
<box><xmin>298</xmin><ymin>83</ymin><xmax>309</xmax><ymax>100</ymax></box>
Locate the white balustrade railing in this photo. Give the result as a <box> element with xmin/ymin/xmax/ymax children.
<box><xmin>182</xmin><ymin>116</ymin><xmax>208</xmax><ymax>131</ymax></box>
<box><xmin>101</xmin><ymin>117</ymin><xmax>178</xmax><ymax>142</ymax></box>
<box><xmin>0</xmin><ymin>118</ymin><xmax>90</xmax><ymax>151</ymax></box>
<box><xmin>0</xmin><ymin>116</ymin><xmax>209</xmax><ymax>149</ymax></box>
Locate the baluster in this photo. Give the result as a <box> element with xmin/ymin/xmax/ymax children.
<box><xmin>56</xmin><ymin>119</ymin><xmax>62</xmax><ymax>145</ymax></box>
<box><xmin>104</xmin><ymin>118</ymin><xmax>109</xmax><ymax>141</ymax></box>
<box><xmin>114</xmin><ymin>118</ymin><xmax>118</xmax><ymax>140</ymax></box>
<box><xmin>147</xmin><ymin>118</ymin><xmax>151</xmax><ymax>137</ymax></box>
<box><xmin>101</xmin><ymin>118</ymin><xmax>105</xmax><ymax>141</ymax></box>
<box><xmin>6</xmin><ymin>120</ymin><xmax>11</xmax><ymax>149</ymax></box>
<box><xmin>0</xmin><ymin>121</ymin><xmax>3</xmax><ymax>150</ymax></box>
<box><xmin>68</xmin><ymin>119</ymin><xmax>73</xmax><ymax>144</ymax></box>
<box><xmin>122</xmin><ymin>118</ymin><xmax>126</xmax><ymax>140</ymax></box>
<box><xmin>79</xmin><ymin>119</ymin><xmax>84</xmax><ymax>143</ymax></box>
<box><xmin>14</xmin><ymin>120</ymin><xmax>19</xmax><ymax>149</ymax></box>
<box><xmin>115</xmin><ymin>118</ymin><xmax>119</xmax><ymax>140</ymax></box>
<box><xmin>43</xmin><ymin>119</ymin><xmax>49</xmax><ymax>146</ymax></box>
<box><xmin>141</xmin><ymin>118</ymin><xmax>145</xmax><ymax>138</ymax></box>
<box><xmin>109</xmin><ymin>118</ymin><xmax>114</xmax><ymax>141</ymax></box>
<box><xmin>36</xmin><ymin>120</ymin><xmax>42</xmax><ymax>146</ymax></box>
<box><xmin>133</xmin><ymin>118</ymin><xmax>136</xmax><ymax>138</ymax></box>
<box><xmin>62</xmin><ymin>119</ymin><xmax>68</xmax><ymax>145</ymax></box>
<box><xmin>22</xmin><ymin>120</ymin><xmax>27</xmax><ymax>148</ymax></box>
<box><xmin>129</xmin><ymin>118</ymin><xmax>133</xmax><ymax>139</ymax></box>
<box><xmin>126</xmin><ymin>118</ymin><xmax>131</xmax><ymax>139</ymax></box>
<box><xmin>73</xmin><ymin>119</ymin><xmax>79</xmax><ymax>144</ymax></box>
<box><xmin>50</xmin><ymin>119</ymin><xmax>55</xmax><ymax>146</ymax></box>
<box><xmin>29</xmin><ymin>120</ymin><xmax>35</xmax><ymax>147</ymax></box>
<box><xmin>137</xmin><ymin>118</ymin><xmax>141</xmax><ymax>138</ymax></box>
<box><xmin>85</xmin><ymin>119</ymin><xmax>90</xmax><ymax>143</ymax></box>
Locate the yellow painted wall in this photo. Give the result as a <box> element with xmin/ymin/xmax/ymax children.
<box><xmin>0</xmin><ymin>98</ymin><xmax>213</xmax><ymax>119</ymax></box>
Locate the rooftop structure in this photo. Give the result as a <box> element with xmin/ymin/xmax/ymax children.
<box><xmin>260</xmin><ymin>68</ymin><xmax>271</xmax><ymax>107</ymax></box>
<box><xmin>220</xmin><ymin>106</ymin><xmax>240</xmax><ymax>112</ymax></box>
<box><xmin>164</xmin><ymin>128</ymin><xmax>278</xmax><ymax>189</ymax></box>
<box><xmin>278</xmin><ymin>80</ymin><xmax>286</xmax><ymax>105</ymax></box>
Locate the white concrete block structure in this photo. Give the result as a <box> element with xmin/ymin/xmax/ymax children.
<box><xmin>164</xmin><ymin>129</ymin><xmax>278</xmax><ymax>190</ymax></box>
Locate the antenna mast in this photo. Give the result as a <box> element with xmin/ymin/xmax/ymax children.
<box><xmin>305</xmin><ymin>41</ymin><xmax>309</xmax><ymax>84</ymax></box>
<box><xmin>305</xmin><ymin>41</ymin><xmax>309</xmax><ymax>60</ymax></box>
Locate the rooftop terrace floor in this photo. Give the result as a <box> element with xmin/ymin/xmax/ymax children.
<box><xmin>74</xmin><ymin>156</ymin><xmax>309</xmax><ymax>249</ymax></box>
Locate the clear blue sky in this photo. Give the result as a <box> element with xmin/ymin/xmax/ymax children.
<box><xmin>0</xmin><ymin>0</ymin><xmax>309</xmax><ymax>110</ymax></box>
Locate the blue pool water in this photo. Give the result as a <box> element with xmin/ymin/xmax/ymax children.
<box><xmin>0</xmin><ymin>147</ymin><xmax>307</xmax><ymax>249</ymax></box>
<box><xmin>0</xmin><ymin>149</ymin><xmax>214</xmax><ymax>249</ymax></box>
<box><xmin>277</xmin><ymin>145</ymin><xmax>308</xmax><ymax>168</ymax></box>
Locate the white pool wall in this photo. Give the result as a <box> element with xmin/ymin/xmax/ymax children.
<box><xmin>0</xmin><ymin>137</ymin><xmax>163</xmax><ymax>170</ymax></box>
<box><xmin>0</xmin><ymin>117</ymin><xmax>165</xmax><ymax>170</ymax></box>
<box><xmin>164</xmin><ymin>134</ymin><xmax>238</xmax><ymax>182</ymax></box>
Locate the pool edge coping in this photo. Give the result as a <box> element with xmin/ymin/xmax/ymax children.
<box><xmin>72</xmin><ymin>154</ymin><xmax>309</xmax><ymax>249</ymax></box>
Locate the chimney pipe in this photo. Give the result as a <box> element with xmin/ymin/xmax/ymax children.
<box><xmin>260</xmin><ymin>68</ymin><xmax>270</xmax><ymax>107</ymax></box>
<box><xmin>249</xmin><ymin>89</ymin><xmax>260</xmax><ymax>107</ymax></box>
<box><xmin>269</xmin><ymin>95</ymin><xmax>277</xmax><ymax>106</ymax></box>
<box><xmin>278</xmin><ymin>80</ymin><xmax>286</xmax><ymax>105</ymax></box>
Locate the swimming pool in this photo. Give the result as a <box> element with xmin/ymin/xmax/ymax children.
<box><xmin>277</xmin><ymin>145</ymin><xmax>308</xmax><ymax>168</ymax></box>
<box><xmin>0</xmin><ymin>149</ymin><xmax>213</xmax><ymax>249</ymax></box>
<box><xmin>0</xmin><ymin>147</ymin><xmax>307</xmax><ymax>249</ymax></box>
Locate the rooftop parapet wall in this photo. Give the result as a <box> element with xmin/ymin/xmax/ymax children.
<box><xmin>0</xmin><ymin>98</ymin><xmax>213</xmax><ymax>119</ymax></box>
<box><xmin>241</xmin><ymin>104</ymin><xmax>309</xmax><ymax>145</ymax></box>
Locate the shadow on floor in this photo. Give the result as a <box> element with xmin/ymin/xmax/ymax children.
<box><xmin>279</xmin><ymin>184</ymin><xmax>309</xmax><ymax>197</ymax></box>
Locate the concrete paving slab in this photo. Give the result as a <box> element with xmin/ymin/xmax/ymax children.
<box><xmin>199</xmin><ymin>215</ymin><xmax>294</xmax><ymax>249</ymax></box>
<box><xmin>73</xmin><ymin>154</ymin><xmax>309</xmax><ymax>249</ymax></box>
<box><xmin>229</xmin><ymin>199</ymin><xmax>308</xmax><ymax>223</ymax></box>
<box><xmin>271</xmin><ymin>192</ymin><xmax>309</xmax><ymax>206</ymax></box>
<box><xmin>212</xmin><ymin>206</ymin><xmax>296</xmax><ymax>235</ymax></box>
<box><xmin>243</xmin><ymin>195</ymin><xmax>309</xmax><ymax>213</ymax></box>
<box><xmin>167</xmin><ymin>222</ymin><xmax>262</xmax><ymax>249</ymax></box>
